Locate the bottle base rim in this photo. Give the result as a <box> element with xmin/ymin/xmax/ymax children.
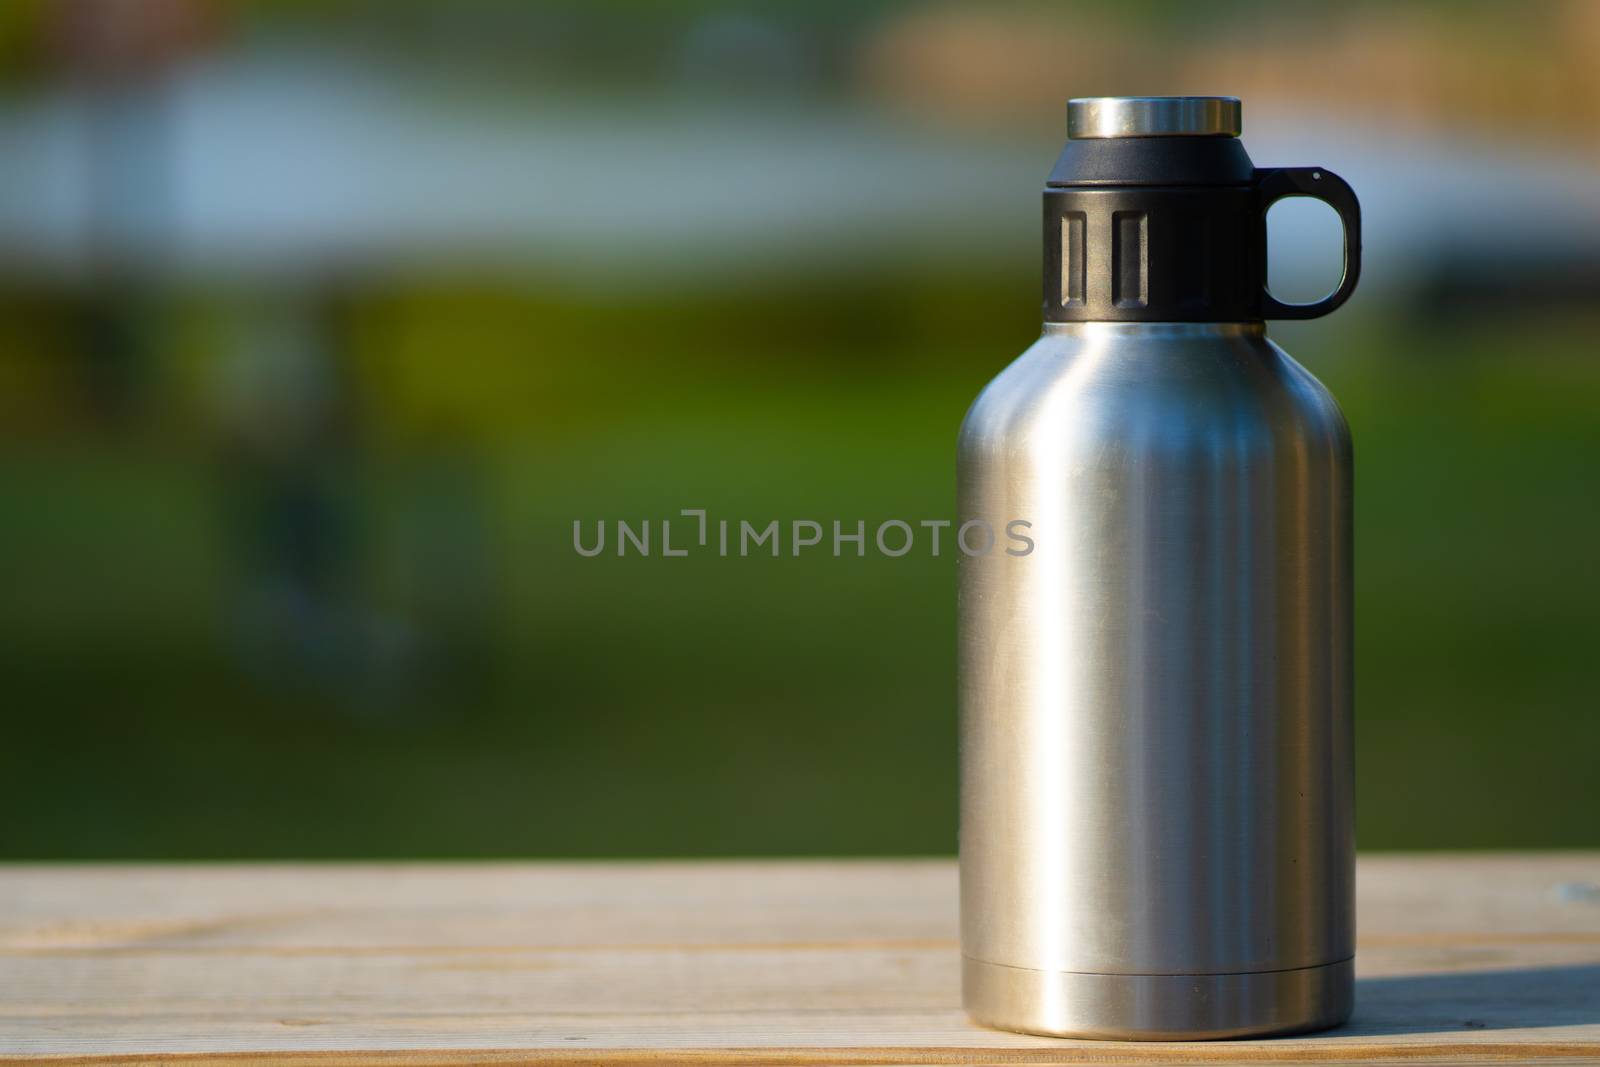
<box><xmin>963</xmin><ymin>955</ymin><xmax>1353</xmax><ymax>1041</ymax></box>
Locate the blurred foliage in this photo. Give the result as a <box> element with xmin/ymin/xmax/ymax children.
<box><xmin>4</xmin><ymin>2</ymin><xmax>1599</xmax><ymax>143</ymax></box>
<box><xmin>0</xmin><ymin>0</ymin><xmax>1596</xmax><ymax>858</ymax></box>
<box><xmin>1</xmin><ymin>272</ymin><xmax>1596</xmax><ymax>857</ymax></box>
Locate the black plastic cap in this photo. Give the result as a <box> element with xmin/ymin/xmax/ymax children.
<box><xmin>1041</xmin><ymin>100</ymin><xmax>1361</xmax><ymax>322</ymax></box>
<box><xmin>1047</xmin><ymin>136</ymin><xmax>1255</xmax><ymax>187</ymax></box>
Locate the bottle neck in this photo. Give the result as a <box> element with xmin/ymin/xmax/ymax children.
<box><xmin>1041</xmin><ymin>321</ymin><xmax>1265</xmax><ymax>339</ymax></box>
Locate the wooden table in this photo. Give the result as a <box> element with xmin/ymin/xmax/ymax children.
<box><xmin>2</xmin><ymin>855</ymin><xmax>1598</xmax><ymax>1064</ymax></box>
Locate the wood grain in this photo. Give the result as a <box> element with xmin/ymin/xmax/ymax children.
<box><xmin>1</xmin><ymin>854</ymin><xmax>1598</xmax><ymax>1064</ymax></box>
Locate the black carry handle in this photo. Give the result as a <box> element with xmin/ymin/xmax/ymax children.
<box><xmin>1256</xmin><ymin>167</ymin><xmax>1361</xmax><ymax>320</ymax></box>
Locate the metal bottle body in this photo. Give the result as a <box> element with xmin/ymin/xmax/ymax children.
<box><xmin>958</xmin><ymin>322</ymin><xmax>1354</xmax><ymax>1039</ymax></box>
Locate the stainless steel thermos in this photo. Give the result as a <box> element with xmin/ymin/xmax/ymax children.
<box><xmin>958</xmin><ymin>97</ymin><xmax>1360</xmax><ymax>1039</ymax></box>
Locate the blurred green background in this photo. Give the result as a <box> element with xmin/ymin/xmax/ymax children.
<box><xmin>0</xmin><ymin>0</ymin><xmax>1596</xmax><ymax>857</ymax></box>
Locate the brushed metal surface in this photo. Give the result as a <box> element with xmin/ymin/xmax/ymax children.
<box><xmin>957</xmin><ymin>322</ymin><xmax>1353</xmax><ymax>1037</ymax></box>
<box><xmin>1067</xmin><ymin>97</ymin><xmax>1242</xmax><ymax>139</ymax></box>
<box><xmin>963</xmin><ymin>957</ymin><xmax>1353</xmax><ymax>1041</ymax></box>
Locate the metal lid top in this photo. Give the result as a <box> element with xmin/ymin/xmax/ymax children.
<box><xmin>1067</xmin><ymin>97</ymin><xmax>1241</xmax><ymax>139</ymax></box>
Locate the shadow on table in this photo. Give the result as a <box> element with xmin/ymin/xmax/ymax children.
<box><xmin>1344</xmin><ymin>964</ymin><xmax>1600</xmax><ymax>1036</ymax></box>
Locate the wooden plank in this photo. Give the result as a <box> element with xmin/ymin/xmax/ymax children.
<box><xmin>0</xmin><ymin>855</ymin><xmax>1597</xmax><ymax>1064</ymax></box>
